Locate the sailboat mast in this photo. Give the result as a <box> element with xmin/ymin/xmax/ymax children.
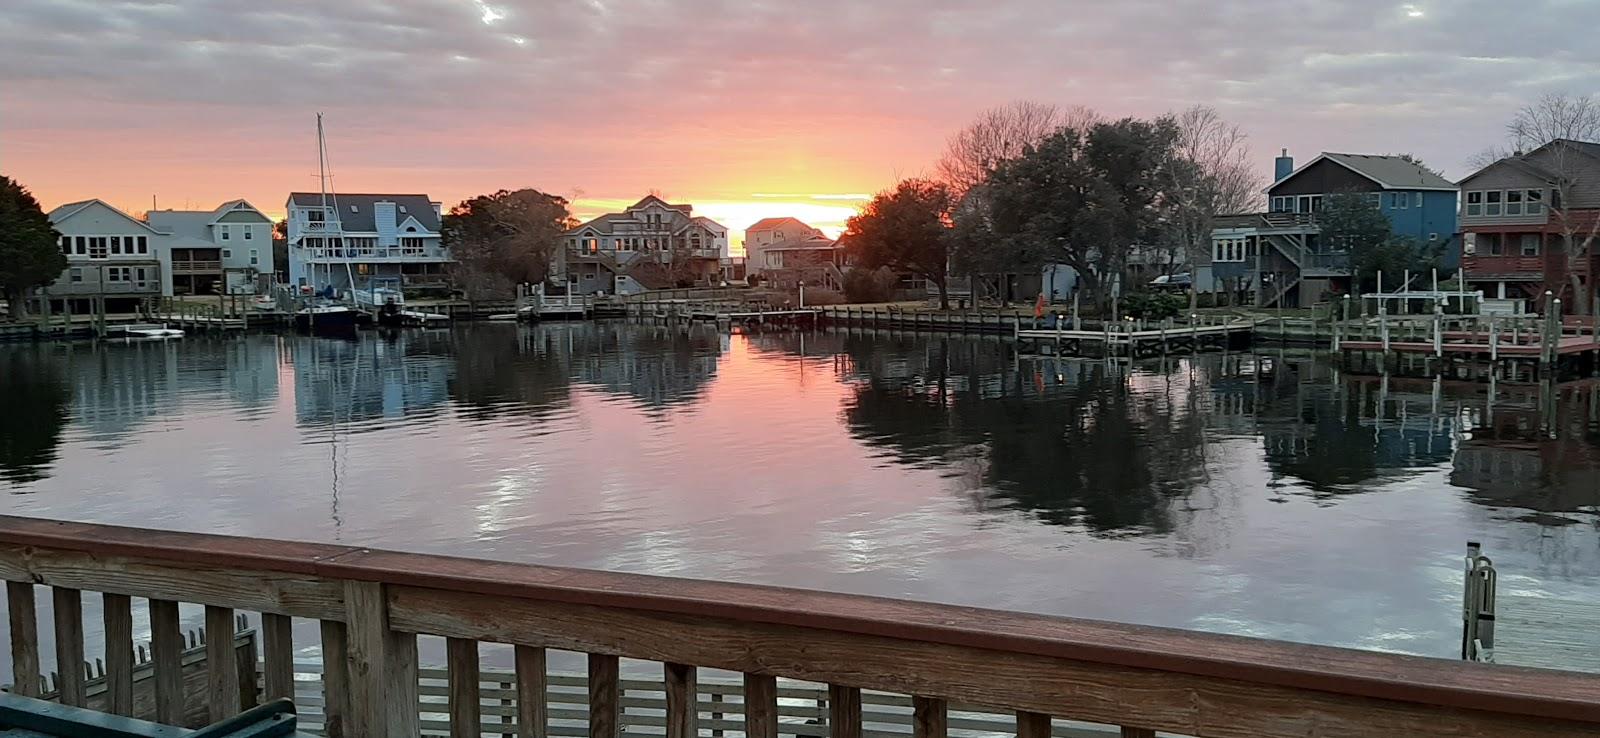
<box><xmin>317</xmin><ymin>113</ymin><xmax>328</xmax><ymax>295</ymax></box>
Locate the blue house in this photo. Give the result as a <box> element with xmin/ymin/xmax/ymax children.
<box><xmin>1209</xmin><ymin>151</ymin><xmax>1459</xmax><ymax>308</ymax></box>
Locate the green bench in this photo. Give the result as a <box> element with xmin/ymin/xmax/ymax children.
<box><xmin>0</xmin><ymin>694</ymin><xmax>307</xmax><ymax>737</ymax></box>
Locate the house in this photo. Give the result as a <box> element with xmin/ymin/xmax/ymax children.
<box><xmin>1457</xmin><ymin>139</ymin><xmax>1600</xmax><ymax>313</ymax></box>
<box><xmin>37</xmin><ymin>200</ymin><xmax>165</xmax><ymax>315</ymax></box>
<box><xmin>145</xmin><ymin>200</ymin><xmax>275</xmax><ymax>296</ymax></box>
<box><xmin>760</xmin><ymin>234</ymin><xmax>845</xmax><ymax>291</ymax></box>
<box><xmin>1210</xmin><ymin>150</ymin><xmax>1459</xmax><ymax>308</ymax></box>
<box><xmin>284</xmin><ymin>193</ymin><xmax>450</xmax><ymax>296</ymax></box>
<box><xmin>561</xmin><ymin>195</ymin><xmax>728</xmax><ymax>295</ymax></box>
<box><xmin>744</xmin><ymin>217</ymin><xmax>825</xmax><ymax>274</ymax></box>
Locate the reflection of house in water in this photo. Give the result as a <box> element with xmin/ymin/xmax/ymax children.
<box><xmin>62</xmin><ymin>342</ymin><xmax>181</xmax><ymax>443</ymax></box>
<box><xmin>566</xmin><ymin>323</ymin><xmax>723</xmax><ymax>408</ymax></box>
<box><xmin>1451</xmin><ymin>382</ymin><xmax>1600</xmax><ymax>514</ymax></box>
<box><xmin>292</xmin><ymin>337</ymin><xmax>454</xmax><ymax>430</ymax></box>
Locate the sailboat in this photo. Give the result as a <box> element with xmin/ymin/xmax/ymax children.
<box><xmin>295</xmin><ymin>114</ymin><xmax>369</xmax><ymax>334</ymax></box>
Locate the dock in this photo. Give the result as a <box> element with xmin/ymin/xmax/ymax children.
<box><xmin>1464</xmin><ymin>543</ymin><xmax>1600</xmax><ymax>674</ymax></box>
<box><xmin>1337</xmin><ymin>312</ymin><xmax>1600</xmax><ymax>381</ymax></box>
<box><xmin>1015</xmin><ymin>318</ymin><xmax>1255</xmax><ymax>358</ymax></box>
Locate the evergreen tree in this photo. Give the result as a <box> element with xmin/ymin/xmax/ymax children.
<box><xmin>0</xmin><ymin>176</ymin><xmax>66</xmax><ymax>319</ymax></box>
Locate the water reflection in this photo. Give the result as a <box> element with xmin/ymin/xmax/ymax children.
<box><xmin>0</xmin><ymin>347</ymin><xmax>72</xmax><ymax>484</ymax></box>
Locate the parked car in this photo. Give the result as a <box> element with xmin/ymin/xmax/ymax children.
<box><xmin>1149</xmin><ymin>273</ymin><xmax>1192</xmax><ymax>291</ymax></box>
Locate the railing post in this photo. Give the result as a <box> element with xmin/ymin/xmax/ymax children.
<box><xmin>447</xmin><ymin>638</ymin><xmax>481</xmax><ymax>738</ymax></box>
<box><xmin>6</xmin><ymin>582</ymin><xmax>40</xmax><ymax>698</ymax></box>
<box><xmin>149</xmin><ymin>599</ymin><xmax>184</xmax><ymax>725</ymax></box>
<box><xmin>665</xmin><ymin>662</ymin><xmax>697</xmax><ymax>738</ymax></box>
<box><xmin>261</xmin><ymin>612</ymin><xmax>295</xmax><ymax>702</ymax></box>
<box><xmin>589</xmin><ymin>654</ymin><xmax>620</xmax><ymax>738</ymax></box>
<box><xmin>743</xmin><ymin>674</ymin><xmax>778</xmax><ymax>738</ymax></box>
<box><xmin>912</xmin><ymin>697</ymin><xmax>947</xmax><ymax>738</ymax></box>
<box><xmin>828</xmin><ymin>684</ymin><xmax>862</xmax><ymax>738</ymax></box>
<box><xmin>1016</xmin><ymin>710</ymin><xmax>1050</xmax><ymax>738</ymax></box>
<box><xmin>51</xmin><ymin>587</ymin><xmax>85</xmax><ymax>707</ymax></box>
<box><xmin>102</xmin><ymin>593</ymin><xmax>134</xmax><ymax>716</ymax></box>
<box><xmin>320</xmin><ymin>619</ymin><xmax>351</xmax><ymax>738</ymax></box>
<box><xmin>206</xmin><ymin>604</ymin><xmax>239</xmax><ymax>722</ymax></box>
<box><xmin>342</xmin><ymin>581</ymin><xmax>419</xmax><ymax>738</ymax></box>
<box><xmin>515</xmin><ymin>645</ymin><xmax>547</xmax><ymax>738</ymax></box>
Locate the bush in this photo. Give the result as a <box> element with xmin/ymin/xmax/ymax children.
<box><xmin>1121</xmin><ymin>291</ymin><xmax>1186</xmax><ymax>321</ymax></box>
<box><xmin>843</xmin><ymin>267</ymin><xmax>899</xmax><ymax>303</ymax></box>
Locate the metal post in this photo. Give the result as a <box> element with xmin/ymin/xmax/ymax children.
<box><xmin>1434</xmin><ymin>298</ymin><xmax>1443</xmax><ymax>358</ymax></box>
<box><xmin>1489</xmin><ymin>318</ymin><xmax>1499</xmax><ymax>362</ymax></box>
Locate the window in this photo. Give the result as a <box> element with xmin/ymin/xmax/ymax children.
<box><xmin>1520</xmin><ymin>234</ymin><xmax>1541</xmax><ymax>256</ymax></box>
<box><xmin>1366</xmin><ymin>193</ymin><xmax>1382</xmax><ymax>209</ymax></box>
<box><xmin>60</xmin><ymin>236</ymin><xmax>71</xmax><ymax>255</ymax></box>
<box><xmin>1415</xmin><ymin>192</ymin><xmax>1422</xmax><ymax>208</ymax></box>
<box><xmin>135</xmin><ymin>268</ymin><xmax>148</xmax><ymax>283</ymax></box>
<box><xmin>1486</xmin><ymin>190</ymin><xmax>1502</xmax><ymax>216</ymax></box>
<box><xmin>1270</xmin><ymin>196</ymin><xmax>1292</xmax><ymax>213</ymax></box>
<box><xmin>110</xmin><ymin>236</ymin><xmax>123</xmax><ymax>255</ymax></box>
<box><xmin>1526</xmin><ymin>189</ymin><xmax>1544</xmax><ymax>214</ymax></box>
<box><xmin>244</xmin><ymin>228</ymin><xmax>253</xmax><ymax>240</ymax></box>
<box><xmin>89</xmin><ymin>237</ymin><xmax>108</xmax><ymax>259</ymax></box>
<box><xmin>69</xmin><ymin>268</ymin><xmax>83</xmax><ymax>283</ymax></box>
<box><xmin>75</xmin><ymin>236</ymin><xmax>87</xmax><ymax>256</ymax></box>
<box><xmin>1398</xmin><ymin>193</ymin><xmax>1409</xmax><ymax>210</ymax></box>
<box><xmin>399</xmin><ymin>205</ymin><xmax>407</xmax><ymax>213</ymax></box>
<box><xmin>136</xmin><ymin>236</ymin><xmax>148</xmax><ymax>254</ymax></box>
<box><xmin>1506</xmin><ymin>190</ymin><xmax>1523</xmax><ymax>216</ymax></box>
<box><xmin>106</xmin><ymin>266</ymin><xmax>129</xmax><ymax>282</ymax></box>
<box><xmin>350</xmin><ymin>205</ymin><xmax>358</xmax><ymax>213</ymax></box>
<box><xmin>584</xmin><ymin>237</ymin><xmax>598</xmax><ymax>253</ymax></box>
<box><xmin>221</xmin><ymin>226</ymin><xmax>231</xmax><ymax>241</ymax></box>
<box><xmin>223</xmin><ymin>249</ymin><xmax>232</xmax><ymax>258</ymax></box>
<box><xmin>1466</xmin><ymin>191</ymin><xmax>1482</xmax><ymax>216</ymax></box>
<box><xmin>1482</xmin><ymin>233</ymin><xmax>1503</xmax><ymax>256</ymax></box>
<box><xmin>307</xmin><ymin>209</ymin><xmax>325</xmax><ymax>223</ymax></box>
<box><xmin>250</xmin><ymin>248</ymin><xmax>259</xmax><ymax>266</ymax></box>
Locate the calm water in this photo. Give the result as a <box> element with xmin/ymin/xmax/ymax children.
<box><xmin>2</xmin><ymin>323</ymin><xmax>1598</xmax><ymax>670</ymax></box>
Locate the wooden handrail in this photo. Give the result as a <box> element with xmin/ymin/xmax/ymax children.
<box><xmin>2</xmin><ymin>515</ymin><xmax>1599</xmax><ymax>737</ymax></box>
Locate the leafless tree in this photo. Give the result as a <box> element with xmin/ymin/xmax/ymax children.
<box><xmin>1468</xmin><ymin>93</ymin><xmax>1600</xmax><ymax>168</ymax></box>
<box><xmin>1543</xmin><ymin>142</ymin><xmax>1600</xmax><ymax>314</ymax></box>
<box><xmin>937</xmin><ymin>101</ymin><xmax>1075</xmax><ymax>196</ymax></box>
<box><xmin>1165</xmin><ymin>105</ymin><xmax>1262</xmax><ymax>307</ymax></box>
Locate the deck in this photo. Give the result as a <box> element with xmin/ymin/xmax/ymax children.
<box><xmin>2</xmin><ymin>517</ymin><xmax>1599</xmax><ymax>738</ymax></box>
<box><xmin>1465</xmin><ymin>544</ymin><xmax>1600</xmax><ymax>675</ymax></box>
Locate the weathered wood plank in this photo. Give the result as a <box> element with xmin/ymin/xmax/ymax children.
<box><xmin>235</xmin><ymin>625</ymin><xmax>258</xmax><ymax>712</ymax></box>
<box><xmin>1120</xmin><ymin>728</ymin><xmax>1156</xmax><ymax>738</ymax></box>
<box><xmin>829</xmin><ymin>684</ymin><xmax>861</xmax><ymax>738</ymax></box>
<box><xmin>6</xmin><ymin>581</ymin><xmax>40</xmax><ymax>697</ymax></box>
<box><xmin>514</xmin><ymin>645</ymin><xmax>547</xmax><ymax>738</ymax></box>
<box><xmin>261</xmin><ymin>612</ymin><xmax>295</xmax><ymax>701</ymax></box>
<box><xmin>205</xmin><ymin>604</ymin><xmax>238</xmax><ymax>722</ymax></box>
<box><xmin>664</xmin><ymin>662</ymin><xmax>696</xmax><ymax>738</ymax></box>
<box><xmin>386</xmin><ymin>628</ymin><xmax>420</xmax><ymax>738</ymax></box>
<box><xmin>148</xmin><ymin>598</ymin><xmax>183</xmax><ymax>724</ymax></box>
<box><xmin>0</xmin><ymin>545</ymin><xmax>343</xmax><ymax>620</ymax></box>
<box><xmin>1017</xmin><ymin>710</ymin><xmax>1051</xmax><ymax>738</ymax></box>
<box><xmin>912</xmin><ymin>696</ymin><xmax>946</xmax><ymax>738</ymax></box>
<box><xmin>343</xmin><ymin>581</ymin><xmax>390</xmax><ymax>738</ymax></box>
<box><xmin>447</xmin><ymin>637</ymin><xmax>481</xmax><ymax>738</ymax></box>
<box><xmin>387</xmin><ymin>585</ymin><xmax>1600</xmax><ymax>738</ymax></box>
<box><xmin>52</xmin><ymin>587</ymin><xmax>85</xmax><ymax>707</ymax></box>
<box><xmin>744</xmin><ymin>673</ymin><xmax>777</xmax><ymax>738</ymax></box>
<box><xmin>589</xmin><ymin>653</ymin><xmax>619</xmax><ymax>738</ymax></box>
<box><xmin>102</xmin><ymin>592</ymin><xmax>134</xmax><ymax>716</ymax></box>
<box><xmin>320</xmin><ymin>618</ymin><xmax>350</xmax><ymax>738</ymax></box>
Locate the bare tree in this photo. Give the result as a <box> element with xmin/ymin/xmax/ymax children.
<box><xmin>1544</xmin><ymin>142</ymin><xmax>1600</xmax><ymax>314</ymax></box>
<box><xmin>937</xmin><ymin>101</ymin><xmax>1068</xmax><ymax>196</ymax></box>
<box><xmin>1468</xmin><ymin>93</ymin><xmax>1600</xmax><ymax>168</ymax></box>
<box><xmin>1165</xmin><ymin>105</ymin><xmax>1262</xmax><ymax>307</ymax></box>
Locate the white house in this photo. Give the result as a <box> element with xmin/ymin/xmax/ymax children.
<box><xmin>145</xmin><ymin>200</ymin><xmax>275</xmax><ymax>296</ymax></box>
<box><xmin>39</xmin><ymin>200</ymin><xmax>165</xmax><ymax>315</ymax></box>
<box><xmin>285</xmin><ymin>192</ymin><xmax>450</xmax><ymax>296</ymax></box>
<box><xmin>561</xmin><ymin>195</ymin><xmax>729</xmax><ymax>295</ymax></box>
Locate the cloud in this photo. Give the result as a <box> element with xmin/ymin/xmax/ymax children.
<box><xmin>2</xmin><ymin>0</ymin><xmax>1597</xmax><ymax>219</ymax></box>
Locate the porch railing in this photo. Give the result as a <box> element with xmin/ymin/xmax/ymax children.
<box><xmin>2</xmin><ymin>515</ymin><xmax>1599</xmax><ymax>738</ymax></box>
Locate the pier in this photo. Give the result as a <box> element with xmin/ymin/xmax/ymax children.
<box><xmin>1464</xmin><ymin>543</ymin><xmax>1600</xmax><ymax>675</ymax></box>
<box><xmin>2</xmin><ymin>516</ymin><xmax>1599</xmax><ymax>737</ymax></box>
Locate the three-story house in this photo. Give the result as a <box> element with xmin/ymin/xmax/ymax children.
<box><xmin>285</xmin><ymin>193</ymin><xmax>451</xmax><ymax>299</ymax></box>
<box><xmin>40</xmin><ymin>200</ymin><xmax>165</xmax><ymax>315</ymax></box>
<box><xmin>561</xmin><ymin>196</ymin><xmax>728</xmax><ymax>295</ymax></box>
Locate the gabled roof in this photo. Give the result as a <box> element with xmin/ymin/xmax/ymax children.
<box><xmin>207</xmin><ymin>199</ymin><xmax>271</xmax><ymax>224</ymax></box>
<box><xmin>47</xmin><ymin>199</ymin><xmax>167</xmax><ymax>234</ymax></box>
<box><xmin>764</xmin><ymin>234</ymin><xmax>838</xmax><ymax>251</ymax></box>
<box><xmin>1269</xmin><ymin>153</ymin><xmax>1457</xmax><ymax>192</ymax></box>
<box><xmin>628</xmin><ymin>195</ymin><xmax>693</xmax><ymax>214</ymax></box>
<box><xmin>1457</xmin><ymin>138</ymin><xmax>1600</xmax><ymax>187</ymax></box>
<box><xmin>287</xmin><ymin>193</ymin><xmax>441</xmax><ymax>233</ymax></box>
<box><xmin>746</xmin><ymin>216</ymin><xmax>813</xmax><ymax>233</ymax></box>
<box><xmin>690</xmin><ymin>215</ymin><xmax>727</xmax><ymax>232</ymax></box>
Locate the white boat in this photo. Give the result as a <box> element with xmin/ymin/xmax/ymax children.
<box><xmin>123</xmin><ymin>324</ymin><xmax>184</xmax><ymax>340</ymax></box>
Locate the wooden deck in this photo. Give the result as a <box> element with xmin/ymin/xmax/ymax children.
<box><xmin>3</xmin><ymin>517</ymin><xmax>1600</xmax><ymax>738</ymax></box>
<box><xmin>1465</xmin><ymin>544</ymin><xmax>1600</xmax><ymax>675</ymax></box>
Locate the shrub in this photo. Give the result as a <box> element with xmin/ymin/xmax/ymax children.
<box><xmin>1121</xmin><ymin>291</ymin><xmax>1186</xmax><ymax>321</ymax></box>
<box><xmin>843</xmin><ymin>267</ymin><xmax>899</xmax><ymax>303</ymax></box>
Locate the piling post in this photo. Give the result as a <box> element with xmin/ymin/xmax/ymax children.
<box><xmin>1489</xmin><ymin>318</ymin><xmax>1499</xmax><ymax>362</ymax></box>
<box><xmin>1433</xmin><ymin>298</ymin><xmax>1444</xmax><ymax>358</ymax></box>
<box><xmin>1072</xmin><ymin>292</ymin><xmax>1081</xmax><ymax>331</ymax></box>
<box><xmin>1190</xmin><ymin>314</ymin><xmax>1199</xmax><ymax>354</ymax></box>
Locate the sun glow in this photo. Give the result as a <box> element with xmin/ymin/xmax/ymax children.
<box><xmin>571</xmin><ymin>195</ymin><xmax>866</xmax><ymax>255</ymax></box>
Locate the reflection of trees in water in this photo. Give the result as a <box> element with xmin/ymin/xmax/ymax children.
<box><xmin>447</xmin><ymin>326</ymin><xmax>574</xmax><ymax>423</ymax></box>
<box><xmin>840</xmin><ymin>335</ymin><xmax>1211</xmax><ymax>534</ymax></box>
<box><xmin>1452</xmin><ymin>381</ymin><xmax>1600</xmax><ymax>517</ymax></box>
<box><xmin>567</xmin><ymin>323</ymin><xmax>723</xmax><ymax>409</ymax></box>
<box><xmin>0</xmin><ymin>347</ymin><xmax>72</xmax><ymax>485</ymax></box>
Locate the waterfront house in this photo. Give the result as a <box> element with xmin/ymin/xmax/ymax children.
<box><xmin>561</xmin><ymin>195</ymin><xmax>728</xmax><ymax>295</ymax></box>
<box><xmin>145</xmin><ymin>200</ymin><xmax>275</xmax><ymax>296</ymax></box>
<box><xmin>38</xmin><ymin>199</ymin><xmax>165</xmax><ymax>315</ymax></box>
<box><xmin>744</xmin><ymin>217</ymin><xmax>825</xmax><ymax>274</ymax></box>
<box><xmin>284</xmin><ymin>192</ymin><xmax>451</xmax><ymax>296</ymax></box>
<box><xmin>1457</xmin><ymin>139</ymin><xmax>1600</xmax><ymax>313</ymax></box>
<box><xmin>1210</xmin><ymin>150</ymin><xmax>1458</xmax><ymax>308</ymax></box>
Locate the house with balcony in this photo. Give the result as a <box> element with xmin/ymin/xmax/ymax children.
<box><xmin>561</xmin><ymin>195</ymin><xmax>728</xmax><ymax>295</ymax></box>
<box><xmin>1457</xmin><ymin>139</ymin><xmax>1600</xmax><ymax>313</ymax></box>
<box><xmin>145</xmin><ymin>200</ymin><xmax>274</xmax><ymax>296</ymax></box>
<box><xmin>37</xmin><ymin>199</ymin><xmax>165</xmax><ymax>315</ymax></box>
<box><xmin>1210</xmin><ymin>150</ymin><xmax>1458</xmax><ymax>308</ymax></box>
<box><xmin>285</xmin><ymin>193</ymin><xmax>450</xmax><ymax>296</ymax></box>
<box><xmin>744</xmin><ymin>217</ymin><xmax>824</xmax><ymax>274</ymax></box>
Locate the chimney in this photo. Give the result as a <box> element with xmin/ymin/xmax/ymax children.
<box><xmin>1274</xmin><ymin>148</ymin><xmax>1294</xmax><ymax>181</ymax></box>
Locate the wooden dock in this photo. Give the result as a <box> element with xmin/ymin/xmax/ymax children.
<box><xmin>1464</xmin><ymin>543</ymin><xmax>1600</xmax><ymax>674</ymax></box>
<box><xmin>1015</xmin><ymin>319</ymin><xmax>1254</xmax><ymax>358</ymax></box>
<box><xmin>1338</xmin><ymin>312</ymin><xmax>1600</xmax><ymax>381</ymax></box>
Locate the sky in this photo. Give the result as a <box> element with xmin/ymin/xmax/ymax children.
<box><xmin>2</xmin><ymin>0</ymin><xmax>1597</xmax><ymax>249</ymax></box>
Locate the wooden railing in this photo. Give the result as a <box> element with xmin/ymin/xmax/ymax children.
<box><xmin>2</xmin><ymin>516</ymin><xmax>1599</xmax><ymax>738</ymax></box>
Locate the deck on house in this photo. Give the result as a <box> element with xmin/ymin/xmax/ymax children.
<box><xmin>3</xmin><ymin>516</ymin><xmax>1600</xmax><ymax>738</ymax></box>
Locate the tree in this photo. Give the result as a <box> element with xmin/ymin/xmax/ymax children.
<box><xmin>0</xmin><ymin>176</ymin><xmax>66</xmax><ymax>320</ymax></box>
<box><xmin>964</xmin><ymin>117</ymin><xmax>1180</xmax><ymax>310</ymax></box>
<box><xmin>1542</xmin><ymin>141</ymin><xmax>1600</xmax><ymax>314</ymax></box>
<box><xmin>936</xmin><ymin>101</ymin><xmax>1080</xmax><ymax>197</ymax></box>
<box><xmin>1320</xmin><ymin>192</ymin><xmax>1440</xmax><ymax>293</ymax></box>
<box><xmin>1164</xmin><ymin>105</ymin><xmax>1261</xmax><ymax>308</ymax></box>
<box><xmin>443</xmin><ymin>189</ymin><xmax>575</xmax><ymax>298</ymax></box>
<box><xmin>1469</xmin><ymin>93</ymin><xmax>1600</xmax><ymax>167</ymax></box>
<box><xmin>840</xmin><ymin>179</ymin><xmax>955</xmax><ymax>308</ymax></box>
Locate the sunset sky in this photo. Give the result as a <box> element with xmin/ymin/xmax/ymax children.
<box><xmin>2</xmin><ymin>0</ymin><xmax>1595</xmax><ymax>249</ymax></box>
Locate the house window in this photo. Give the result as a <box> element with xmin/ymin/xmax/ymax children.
<box><xmin>244</xmin><ymin>228</ymin><xmax>253</xmax><ymax>240</ymax></box>
<box><xmin>106</xmin><ymin>266</ymin><xmax>129</xmax><ymax>283</ymax></box>
<box><xmin>221</xmin><ymin>226</ymin><xmax>231</xmax><ymax>241</ymax></box>
<box><xmin>69</xmin><ymin>268</ymin><xmax>83</xmax><ymax>283</ymax></box>
<box><xmin>1366</xmin><ymin>193</ymin><xmax>1382</xmax><ymax>209</ymax></box>
<box><xmin>1482</xmin><ymin>233</ymin><xmax>1502</xmax><ymax>256</ymax></box>
<box><xmin>1525</xmin><ymin>189</ymin><xmax>1544</xmax><ymax>214</ymax></box>
<box><xmin>250</xmin><ymin>248</ymin><xmax>259</xmax><ymax>266</ymax></box>
<box><xmin>1414</xmin><ymin>192</ymin><xmax>1422</xmax><ymax>208</ymax></box>
<box><xmin>1505</xmin><ymin>189</ymin><xmax>1523</xmax><ymax>216</ymax></box>
<box><xmin>1466</xmin><ymin>191</ymin><xmax>1482</xmax><ymax>216</ymax></box>
<box><xmin>1520</xmin><ymin>234</ymin><xmax>1541</xmax><ymax>256</ymax></box>
<box><xmin>110</xmin><ymin>236</ymin><xmax>123</xmax><ymax>255</ymax></box>
<box><xmin>307</xmin><ymin>209</ymin><xmax>325</xmax><ymax>223</ymax></box>
<box><xmin>584</xmin><ymin>237</ymin><xmax>598</xmax><ymax>253</ymax></box>
<box><xmin>1270</xmin><ymin>196</ymin><xmax>1291</xmax><ymax>213</ymax></box>
<box><xmin>60</xmin><ymin>236</ymin><xmax>71</xmax><ymax>254</ymax></box>
<box><xmin>1398</xmin><ymin>193</ymin><xmax>1409</xmax><ymax>210</ymax></box>
<box><xmin>89</xmin><ymin>237</ymin><xmax>108</xmax><ymax>259</ymax></box>
<box><xmin>74</xmin><ymin>236</ymin><xmax>87</xmax><ymax>255</ymax></box>
<box><xmin>136</xmin><ymin>236</ymin><xmax>148</xmax><ymax>254</ymax></box>
<box><xmin>1485</xmin><ymin>191</ymin><xmax>1502</xmax><ymax>216</ymax></box>
<box><xmin>223</xmin><ymin>249</ymin><xmax>232</xmax><ymax>258</ymax></box>
<box><xmin>135</xmin><ymin>268</ymin><xmax>148</xmax><ymax>283</ymax></box>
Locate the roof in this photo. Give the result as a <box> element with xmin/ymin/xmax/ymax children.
<box><xmin>691</xmin><ymin>216</ymin><xmax>727</xmax><ymax>232</ymax></box>
<box><xmin>145</xmin><ymin>210</ymin><xmax>213</xmax><ymax>240</ymax></box>
<box><xmin>745</xmin><ymin>217</ymin><xmax>814</xmax><ymax>233</ymax></box>
<box><xmin>764</xmin><ymin>235</ymin><xmax>838</xmax><ymax>252</ymax></box>
<box><xmin>1456</xmin><ymin>139</ymin><xmax>1600</xmax><ymax>187</ymax></box>
<box><xmin>287</xmin><ymin>193</ymin><xmax>441</xmax><ymax>233</ymax></box>
<box><xmin>46</xmin><ymin>199</ymin><xmax>167</xmax><ymax>234</ymax></box>
<box><xmin>1269</xmin><ymin>153</ymin><xmax>1457</xmax><ymax>192</ymax></box>
<box><xmin>568</xmin><ymin>209</ymin><xmax>728</xmax><ymax>236</ymax></box>
<box><xmin>629</xmin><ymin>195</ymin><xmax>693</xmax><ymax>214</ymax></box>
